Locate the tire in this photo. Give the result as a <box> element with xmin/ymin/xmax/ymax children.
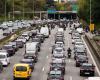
<box><xmin>80</xmin><ymin>73</ymin><xmax>82</xmax><ymax>76</ymax></box>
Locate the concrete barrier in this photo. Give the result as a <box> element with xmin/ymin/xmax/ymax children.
<box><xmin>84</xmin><ymin>34</ymin><xmax>100</xmax><ymax>69</ymax></box>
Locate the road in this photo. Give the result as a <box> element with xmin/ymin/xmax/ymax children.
<box><xmin>0</xmin><ymin>26</ymin><xmax>100</xmax><ymax>80</ymax></box>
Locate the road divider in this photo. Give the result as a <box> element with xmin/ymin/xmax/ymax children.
<box><xmin>83</xmin><ymin>35</ymin><xmax>100</xmax><ymax>76</ymax></box>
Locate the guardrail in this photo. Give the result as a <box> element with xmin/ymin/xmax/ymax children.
<box><xmin>0</xmin><ymin>25</ymin><xmax>36</xmax><ymax>48</ymax></box>
<box><xmin>84</xmin><ymin>34</ymin><xmax>100</xmax><ymax>68</ymax></box>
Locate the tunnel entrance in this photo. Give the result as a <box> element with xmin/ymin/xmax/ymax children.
<box><xmin>48</xmin><ymin>11</ymin><xmax>77</xmax><ymax>20</ymax></box>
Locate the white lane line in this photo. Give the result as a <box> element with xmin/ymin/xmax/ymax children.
<box><xmin>70</xmin><ymin>76</ymin><xmax>72</xmax><ymax>80</ymax></box>
<box><xmin>46</xmin><ymin>56</ymin><xmax>48</xmax><ymax>59</ymax></box>
<box><xmin>42</xmin><ymin>67</ymin><xmax>45</xmax><ymax>71</ymax></box>
<box><xmin>69</xmin><ymin>59</ymin><xmax>71</xmax><ymax>63</ymax></box>
<box><xmin>82</xmin><ymin>37</ymin><xmax>100</xmax><ymax>76</ymax></box>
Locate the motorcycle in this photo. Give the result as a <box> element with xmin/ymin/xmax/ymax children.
<box><xmin>68</xmin><ymin>53</ymin><xmax>71</xmax><ymax>58</ymax></box>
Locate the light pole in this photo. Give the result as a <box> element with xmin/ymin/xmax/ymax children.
<box><xmin>33</xmin><ymin>0</ymin><xmax>34</xmax><ymax>19</ymax></box>
<box><xmin>22</xmin><ymin>0</ymin><xmax>25</xmax><ymax>20</ymax></box>
<box><xmin>90</xmin><ymin>0</ymin><xmax>91</xmax><ymax>24</ymax></box>
<box><xmin>4</xmin><ymin>0</ymin><xmax>7</xmax><ymax>22</ymax></box>
<box><xmin>12</xmin><ymin>0</ymin><xmax>15</xmax><ymax>21</ymax></box>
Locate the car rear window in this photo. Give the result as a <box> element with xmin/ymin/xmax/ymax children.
<box><xmin>16</xmin><ymin>66</ymin><xmax>27</xmax><ymax>71</ymax></box>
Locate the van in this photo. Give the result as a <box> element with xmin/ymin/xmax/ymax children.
<box><xmin>25</xmin><ymin>42</ymin><xmax>38</xmax><ymax>56</ymax></box>
<box><xmin>0</xmin><ymin>50</ymin><xmax>10</xmax><ymax>66</ymax></box>
<box><xmin>40</xmin><ymin>27</ymin><xmax>49</xmax><ymax>38</ymax></box>
<box><xmin>13</xmin><ymin>63</ymin><xmax>32</xmax><ymax>80</ymax></box>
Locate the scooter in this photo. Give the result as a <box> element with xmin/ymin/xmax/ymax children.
<box><xmin>68</xmin><ymin>53</ymin><xmax>71</xmax><ymax>58</ymax></box>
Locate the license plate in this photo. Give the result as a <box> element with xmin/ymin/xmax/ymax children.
<box><xmin>85</xmin><ymin>72</ymin><xmax>89</xmax><ymax>74</ymax></box>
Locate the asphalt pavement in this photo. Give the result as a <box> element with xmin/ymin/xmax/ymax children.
<box><xmin>0</xmin><ymin>26</ymin><xmax>99</xmax><ymax>80</ymax></box>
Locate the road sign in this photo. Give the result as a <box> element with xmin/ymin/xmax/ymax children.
<box><xmin>47</xmin><ymin>9</ymin><xmax>56</xmax><ymax>14</ymax></box>
<box><xmin>72</xmin><ymin>4</ymin><xmax>78</xmax><ymax>12</ymax></box>
<box><xmin>90</xmin><ymin>24</ymin><xmax>95</xmax><ymax>31</ymax></box>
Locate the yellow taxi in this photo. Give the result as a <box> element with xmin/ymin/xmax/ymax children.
<box><xmin>13</xmin><ymin>63</ymin><xmax>32</xmax><ymax>80</ymax></box>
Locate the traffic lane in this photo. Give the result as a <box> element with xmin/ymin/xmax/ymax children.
<box><xmin>64</xmin><ymin>27</ymin><xmax>85</xmax><ymax>80</ymax></box>
<box><xmin>31</xmin><ymin>28</ymin><xmax>56</xmax><ymax>80</ymax></box>
<box><xmin>0</xmin><ymin>46</ymin><xmax>25</xmax><ymax>80</ymax></box>
<box><xmin>82</xmin><ymin>36</ymin><xmax>100</xmax><ymax>76</ymax></box>
<box><xmin>64</xmin><ymin>27</ymin><xmax>99</xmax><ymax>80</ymax></box>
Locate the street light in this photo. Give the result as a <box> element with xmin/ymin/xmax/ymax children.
<box><xmin>90</xmin><ymin>0</ymin><xmax>91</xmax><ymax>24</ymax></box>
<box><xmin>12</xmin><ymin>0</ymin><xmax>15</xmax><ymax>21</ymax></box>
<box><xmin>23</xmin><ymin>0</ymin><xmax>25</xmax><ymax>20</ymax></box>
<box><xmin>4</xmin><ymin>0</ymin><xmax>7</xmax><ymax>22</ymax></box>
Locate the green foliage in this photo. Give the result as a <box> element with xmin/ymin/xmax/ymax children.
<box><xmin>0</xmin><ymin>0</ymin><xmax>46</xmax><ymax>19</ymax></box>
<box><xmin>78</xmin><ymin>0</ymin><xmax>100</xmax><ymax>29</ymax></box>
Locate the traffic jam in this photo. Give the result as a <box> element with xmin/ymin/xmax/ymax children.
<box><xmin>0</xmin><ymin>19</ymin><xmax>99</xmax><ymax>80</ymax></box>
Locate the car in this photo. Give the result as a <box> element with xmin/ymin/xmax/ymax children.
<box><xmin>0</xmin><ymin>50</ymin><xmax>10</xmax><ymax>66</ymax></box>
<box><xmin>3</xmin><ymin>29</ymin><xmax>11</xmax><ymax>36</ymax></box>
<box><xmin>24</xmin><ymin>54</ymin><xmax>38</xmax><ymax>63</ymax></box>
<box><xmin>2</xmin><ymin>44</ymin><xmax>15</xmax><ymax>56</ymax></box>
<box><xmin>52</xmin><ymin>53</ymin><xmax>66</xmax><ymax>60</ymax></box>
<box><xmin>13</xmin><ymin>63</ymin><xmax>32</xmax><ymax>80</ymax></box>
<box><xmin>17</xmin><ymin>36</ymin><xmax>27</xmax><ymax>44</ymax></box>
<box><xmin>57</xmin><ymin>28</ymin><xmax>64</xmax><ymax>33</ymax></box>
<box><xmin>50</xmin><ymin>59</ymin><xmax>65</xmax><ymax>74</ymax></box>
<box><xmin>0</xmin><ymin>61</ymin><xmax>3</xmax><ymax>73</ymax></box>
<box><xmin>72</xmin><ymin>36</ymin><xmax>80</xmax><ymax>44</ymax></box>
<box><xmin>47</xmin><ymin>70</ymin><xmax>64</xmax><ymax>80</ymax></box>
<box><xmin>9</xmin><ymin>42</ymin><xmax>19</xmax><ymax>51</ymax></box>
<box><xmin>20</xmin><ymin>59</ymin><xmax>35</xmax><ymax>71</ymax></box>
<box><xmin>15</xmin><ymin>40</ymin><xmax>24</xmax><ymax>48</ymax></box>
<box><xmin>22</xmin><ymin>33</ymin><xmax>30</xmax><ymax>41</ymax></box>
<box><xmin>36</xmin><ymin>34</ymin><xmax>45</xmax><ymax>43</ymax></box>
<box><xmin>76</xmin><ymin>55</ymin><xmax>88</xmax><ymax>67</ymax></box>
<box><xmin>53</xmin><ymin>47</ymin><xmax>65</xmax><ymax>54</ymax></box>
<box><xmin>74</xmin><ymin>46</ymin><xmax>87</xmax><ymax>54</ymax></box>
<box><xmin>40</xmin><ymin>27</ymin><xmax>49</xmax><ymax>38</ymax></box>
<box><xmin>80</xmin><ymin>63</ymin><xmax>95</xmax><ymax>76</ymax></box>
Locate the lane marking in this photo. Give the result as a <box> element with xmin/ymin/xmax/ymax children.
<box><xmin>82</xmin><ymin>37</ymin><xmax>100</xmax><ymax>76</ymax></box>
<box><xmin>70</xmin><ymin>76</ymin><xmax>72</xmax><ymax>80</ymax></box>
<box><xmin>42</xmin><ymin>67</ymin><xmax>45</xmax><ymax>71</ymax></box>
<box><xmin>46</xmin><ymin>56</ymin><xmax>48</xmax><ymax>59</ymax></box>
<box><xmin>69</xmin><ymin>59</ymin><xmax>71</xmax><ymax>63</ymax></box>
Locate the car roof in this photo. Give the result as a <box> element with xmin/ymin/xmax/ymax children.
<box><xmin>14</xmin><ymin>63</ymin><xmax>29</xmax><ymax>67</ymax></box>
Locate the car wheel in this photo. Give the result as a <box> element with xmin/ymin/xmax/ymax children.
<box><xmin>80</xmin><ymin>73</ymin><xmax>82</xmax><ymax>76</ymax></box>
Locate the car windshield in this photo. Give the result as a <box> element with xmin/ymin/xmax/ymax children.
<box><xmin>0</xmin><ymin>55</ymin><xmax>5</xmax><ymax>58</ymax></box>
<box><xmin>52</xmin><ymin>63</ymin><xmax>62</xmax><ymax>67</ymax></box>
<box><xmin>55</xmin><ymin>48</ymin><xmax>63</xmax><ymax>52</ymax></box>
<box><xmin>82</xmin><ymin>64</ymin><xmax>93</xmax><ymax>69</ymax></box>
<box><xmin>16</xmin><ymin>66</ymin><xmax>27</xmax><ymax>71</ymax></box>
<box><xmin>3</xmin><ymin>46</ymin><xmax>12</xmax><ymax>49</ymax></box>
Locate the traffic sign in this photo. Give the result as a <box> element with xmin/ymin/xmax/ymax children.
<box><xmin>90</xmin><ymin>24</ymin><xmax>95</xmax><ymax>31</ymax></box>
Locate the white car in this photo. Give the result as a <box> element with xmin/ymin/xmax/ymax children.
<box><xmin>17</xmin><ymin>36</ymin><xmax>27</xmax><ymax>43</ymax></box>
<box><xmin>57</xmin><ymin>28</ymin><xmax>64</xmax><ymax>32</ymax></box>
<box><xmin>0</xmin><ymin>50</ymin><xmax>10</xmax><ymax>66</ymax></box>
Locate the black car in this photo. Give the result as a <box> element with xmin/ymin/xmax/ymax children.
<box><xmin>76</xmin><ymin>55</ymin><xmax>88</xmax><ymax>67</ymax></box>
<box><xmin>47</xmin><ymin>70</ymin><xmax>64</xmax><ymax>80</ymax></box>
<box><xmin>2</xmin><ymin>44</ymin><xmax>15</xmax><ymax>56</ymax></box>
<box><xmin>80</xmin><ymin>63</ymin><xmax>95</xmax><ymax>76</ymax></box>
<box><xmin>20</xmin><ymin>58</ymin><xmax>35</xmax><ymax>71</ymax></box>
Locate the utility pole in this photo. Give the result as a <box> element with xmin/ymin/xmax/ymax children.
<box><xmin>13</xmin><ymin>0</ymin><xmax>14</xmax><ymax>21</ymax></box>
<box><xmin>33</xmin><ymin>0</ymin><xmax>34</xmax><ymax>19</ymax></box>
<box><xmin>5</xmin><ymin>0</ymin><xmax>7</xmax><ymax>22</ymax></box>
<box><xmin>23</xmin><ymin>0</ymin><xmax>25</xmax><ymax>20</ymax></box>
<box><xmin>90</xmin><ymin>0</ymin><xmax>91</xmax><ymax>24</ymax></box>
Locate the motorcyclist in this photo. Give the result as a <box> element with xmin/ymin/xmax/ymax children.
<box><xmin>67</xmin><ymin>48</ymin><xmax>72</xmax><ymax>56</ymax></box>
